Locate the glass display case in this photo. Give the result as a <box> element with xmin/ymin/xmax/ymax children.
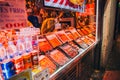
<box><xmin>0</xmin><ymin>0</ymin><xmax>100</xmax><ymax>80</ymax></box>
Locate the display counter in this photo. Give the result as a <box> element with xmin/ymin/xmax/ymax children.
<box><xmin>50</xmin><ymin>41</ymin><xmax>97</xmax><ymax>80</ymax></box>
<box><xmin>0</xmin><ymin>0</ymin><xmax>99</xmax><ymax>79</ymax></box>
<box><xmin>0</xmin><ymin>25</ymin><xmax>97</xmax><ymax>80</ymax></box>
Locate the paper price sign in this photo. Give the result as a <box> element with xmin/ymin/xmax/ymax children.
<box><xmin>0</xmin><ymin>0</ymin><xmax>27</xmax><ymax>30</ymax></box>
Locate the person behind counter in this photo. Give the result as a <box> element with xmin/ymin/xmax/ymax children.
<box><xmin>27</xmin><ymin>8</ymin><xmax>41</xmax><ymax>28</ymax></box>
<box><xmin>54</xmin><ymin>18</ymin><xmax>62</xmax><ymax>31</ymax></box>
<box><xmin>40</xmin><ymin>11</ymin><xmax>63</xmax><ymax>34</ymax></box>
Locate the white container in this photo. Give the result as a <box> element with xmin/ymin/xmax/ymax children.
<box><xmin>16</xmin><ymin>39</ymin><xmax>25</xmax><ymax>55</ymax></box>
<box><xmin>7</xmin><ymin>41</ymin><xmax>17</xmax><ymax>59</ymax></box>
<box><xmin>0</xmin><ymin>43</ymin><xmax>7</xmax><ymax>61</ymax></box>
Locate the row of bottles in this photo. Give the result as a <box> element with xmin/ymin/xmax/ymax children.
<box><xmin>0</xmin><ymin>38</ymin><xmax>33</xmax><ymax>61</ymax></box>
<box><xmin>0</xmin><ymin>28</ymin><xmax>40</xmax><ymax>80</ymax></box>
<box><xmin>0</xmin><ymin>37</ymin><xmax>39</xmax><ymax>80</ymax></box>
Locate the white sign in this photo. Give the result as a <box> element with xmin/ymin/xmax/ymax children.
<box><xmin>33</xmin><ymin>68</ymin><xmax>50</xmax><ymax>80</ymax></box>
<box><xmin>0</xmin><ymin>0</ymin><xmax>27</xmax><ymax>30</ymax></box>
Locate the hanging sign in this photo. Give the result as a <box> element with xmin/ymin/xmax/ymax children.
<box><xmin>0</xmin><ymin>0</ymin><xmax>27</xmax><ymax>30</ymax></box>
<box><xmin>44</xmin><ymin>0</ymin><xmax>86</xmax><ymax>12</ymax></box>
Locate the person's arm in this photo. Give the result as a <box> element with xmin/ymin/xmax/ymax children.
<box><xmin>41</xmin><ymin>18</ymin><xmax>55</xmax><ymax>34</ymax></box>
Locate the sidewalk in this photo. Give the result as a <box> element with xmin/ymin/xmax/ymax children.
<box><xmin>103</xmin><ymin>34</ymin><xmax>120</xmax><ymax>80</ymax></box>
<box><xmin>103</xmin><ymin>71</ymin><xmax>120</xmax><ymax>80</ymax></box>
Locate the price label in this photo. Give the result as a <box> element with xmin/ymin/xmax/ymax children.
<box><xmin>33</xmin><ymin>68</ymin><xmax>50</xmax><ymax>80</ymax></box>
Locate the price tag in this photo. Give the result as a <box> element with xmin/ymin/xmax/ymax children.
<box><xmin>33</xmin><ymin>68</ymin><xmax>50</xmax><ymax>80</ymax></box>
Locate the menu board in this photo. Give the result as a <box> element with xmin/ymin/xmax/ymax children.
<box><xmin>44</xmin><ymin>0</ymin><xmax>85</xmax><ymax>12</ymax></box>
<box><xmin>49</xmin><ymin>49</ymin><xmax>69</xmax><ymax>66</ymax></box>
<box><xmin>39</xmin><ymin>55</ymin><xmax>57</xmax><ymax>74</ymax></box>
<box><xmin>46</xmin><ymin>34</ymin><xmax>62</xmax><ymax>48</ymax></box>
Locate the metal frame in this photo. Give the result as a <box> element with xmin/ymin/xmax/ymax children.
<box><xmin>49</xmin><ymin>0</ymin><xmax>101</xmax><ymax>79</ymax></box>
<box><xmin>50</xmin><ymin>41</ymin><xmax>98</xmax><ymax>80</ymax></box>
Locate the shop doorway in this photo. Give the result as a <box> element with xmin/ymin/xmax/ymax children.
<box><xmin>114</xmin><ymin>0</ymin><xmax>120</xmax><ymax>40</ymax></box>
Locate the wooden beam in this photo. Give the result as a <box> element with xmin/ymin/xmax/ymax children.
<box><xmin>101</xmin><ymin>0</ymin><xmax>117</xmax><ymax>68</ymax></box>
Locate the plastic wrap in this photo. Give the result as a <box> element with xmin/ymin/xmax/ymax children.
<box><xmin>46</xmin><ymin>34</ymin><xmax>62</xmax><ymax>48</ymax></box>
<box><xmin>49</xmin><ymin>49</ymin><xmax>69</xmax><ymax>66</ymax></box>
<box><xmin>39</xmin><ymin>55</ymin><xmax>57</xmax><ymax>74</ymax></box>
<box><xmin>60</xmin><ymin>44</ymin><xmax>78</xmax><ymax>58</ymax></box>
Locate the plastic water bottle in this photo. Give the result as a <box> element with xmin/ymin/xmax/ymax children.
<box><xmin>0</xmin><ymin>43</ymin><xmax>16</xmax><ymax>79</ymax></box>
<box><xmin>32</xmin><ymin>40</ymin><xmax>39</xmax><ymax>51</ymax></box>
<box><xmin>16</xmin><ymin>39</ymin><xmax>25</xmax><ymax>55</ymax></box>
<box><xmin>7</xmin><ymin>41</ymin><xmax>17</xmax><ymax>59</ymax></box>
<box><xmin>24</xmin><ymin>38</ymin><xmax>33</xmax><ymax>52</ymax></box>
<box><xmin>0</xmin><ymin>43</ymin><xmax>7</xmax><ymax>62</ymax></box>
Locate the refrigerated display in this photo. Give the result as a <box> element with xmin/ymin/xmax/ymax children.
<box><xmin>0</xmin><ymin>26</ymin><xmax>97</xmax><ymax>80</ymax></box>
<box><xmin>0</xmin><ymin>0</ymin><xmax>100</xmax><ymax>79</ymax></box>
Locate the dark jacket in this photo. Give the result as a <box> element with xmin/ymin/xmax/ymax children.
<box><xmin>28</xmin><ymin>15</ymin><xmax>40</xmax><ymax>28</ymax></box>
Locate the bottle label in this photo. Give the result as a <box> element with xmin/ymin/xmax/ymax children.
<box><xmin>14</xmin><ymin>61</ymin><xmax>24</xmax><ymax>70</ymax></box>
<box><xmin>24</xmin><ymin>57</ymin><xmax>32</xmax><ymax>69</ymax></box>
<box><xmin>32</xmin><ymin>54</ymin><xmax>38</xmax><ymax>66</ymax></box>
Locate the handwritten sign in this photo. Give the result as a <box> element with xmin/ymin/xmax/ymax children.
<box><xmin>0</xmin><ymin>0</ymin><xmax>27</xmax><ymax>30</ymax></box>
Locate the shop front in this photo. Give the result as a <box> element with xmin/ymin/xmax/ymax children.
<box><xmin>0</xmin><ymin>0</ymin><xmax>101</xmax><ymax>80</ymax></box>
